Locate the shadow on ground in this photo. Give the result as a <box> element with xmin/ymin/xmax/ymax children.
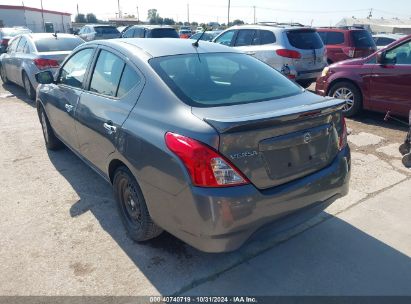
<box><xmin>349</xmin><ymin>110</ymin><xmax>409</xmax><ymax>132</ymax></box>
<box><xmin>1</xmin><ymin>83</ymin><xmax>35</xmax><ymax>108</ymax></box>
<box><xmin>46</xmin><ymin>147</ymin><xmax>411</xmax><ymax>295</ymax></box>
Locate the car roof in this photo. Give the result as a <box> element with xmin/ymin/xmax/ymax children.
<box><xmin>131</xmin><ymin>25</ymin><xmax>174</xmax><ymax>29</ymax></box>
<box><xmin>317</xmin><ymin>27</ymin><xmax>366</xmax><ymax>32</ymax></box>
<box><xmin>225</xmin><ymin>24</ymin><xmax>311</xmax><ymax>32</ymax></box>
<box><xmin>103</xmin><ymin>38</ymin><xmax>241</xmax><ymax>58</ymax></box>
<box><xmin>24</xmin><ymin>33</ymin><xmax>80</xmax><ymax>40</ymax></box>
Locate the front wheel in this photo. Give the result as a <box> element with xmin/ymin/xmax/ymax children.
<box><xmin>113</xmin><ymin>166</ymin><xmax>163</xmax><ymax>242</ymax></box>
<box><xmin>329</xmin><ymin>81</ymin><xmax>363</xmax><ymax>117</ymax></box>
<box><xmin>39</xmin><ymin>106</ymin><xmax>63</xmax><ymax>150</ymax></box>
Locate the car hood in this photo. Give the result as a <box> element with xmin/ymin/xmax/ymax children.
<box><xmin>333</xmin><ymin>58</ymin><xmax>366</xmax><ymax>66</ymax></box>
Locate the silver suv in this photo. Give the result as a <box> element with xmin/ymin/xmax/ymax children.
<box><xmin>213</xmin><ymin>23</ymin><xmax>327</xmax><ymax>88</ymax></box>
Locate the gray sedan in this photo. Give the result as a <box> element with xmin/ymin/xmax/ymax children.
<box><xmin>35</xmin><ymin>38</ymin><xmax>350</xmax><ymax>252</ymax></box>
<box><xmin>0</xmin><ymin>33</ymin><xmax>84</xmax><ymax>99</ymax></box>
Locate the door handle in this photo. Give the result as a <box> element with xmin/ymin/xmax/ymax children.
<box><xmin>65</xmin><ymin>103</ymin><xmax>74</xmax><ymax>112</ymax></box>
<box><xmin>103</xmin><ymin>122</ymin><xmax>117</xmax><ymax>135</ymax></box>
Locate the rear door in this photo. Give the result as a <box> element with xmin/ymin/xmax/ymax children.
<box><xmin>14</xmin><ymin>36</ymin><xmax>28</xmax><ymax>86</ymax></box>
<box><xmin>45</xmin><ymin>47</ymin><xmax>96</xmax><ymax>150</ymax></box>
<box><xmin>75</xmin><ymin>47</ymin><xmax>144</xmax><ymax>172</ymax></box>
<box><xmin>4</xmin><ymin>37</ymin><xmax>20</xmax><ymax>83</ymax></box>
<box><xmin>369</xmin><ymin>40</ymin><xmax>411</xmax><ymax>116</ymax></box>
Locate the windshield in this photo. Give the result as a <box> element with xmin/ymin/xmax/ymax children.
<box><xmin>151</xmin><ymin>28</ymin><xmax>179</xmax><ymax>38</ymax></box>
<box><xmin>351</xmin><ymin>30</ymin><xmax>376</xmax><ymax>48</ymax></box>
<box><xmin>150</xmin><ymin>53</ymin><xmax>302</xmax><ymax>107</ymax></box>
<box><xmin>94</xmin><ymin>26</ymin><xmax>119</xmax><ymax>35</ymax></box>
<box><xmin>287</xmin><ymin>30</ymin><xmax>323</xmax><ymax>49</ymax></box>
<box><xmin>34</xmin><ymin>37</ymin><xmax>84</xmax><ymax>52</ymax></box>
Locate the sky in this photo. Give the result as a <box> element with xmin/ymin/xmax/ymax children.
<box><xmin>4</xmin><ymin>0</ymin><xmax>411</xmax><ymax>26</ymax></box>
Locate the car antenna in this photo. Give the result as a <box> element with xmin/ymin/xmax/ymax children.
<box><xmin>192</xmin><ymin>27</ymin><xmax>208</xmax><ymax>47</ymax></box>
<box><xmin>52</xmin><ymin>31</ymin><xmax>58</xmax><ymax>39</ymax></box>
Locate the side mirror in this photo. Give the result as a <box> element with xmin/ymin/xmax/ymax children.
<box><xmin>35</xmin><ymin>70</ymin><xmax>54</xmax><ymax>84</ymax></box>
<box><xmin>376</xmin><ymin>51</ymin><xmax>386</xmax><ymax>64</ymax></box>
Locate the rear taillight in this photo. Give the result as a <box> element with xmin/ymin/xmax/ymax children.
<box><xmin>276</xmin><ymin>49</ymin><xmax>301</xmax><ymax>59</ymax></box>
<box><xmin>0</xmin><ymin>39</ymin><xmax>9</xmax><ymax>46</ymax></box>
<box><xmin>339</xmin><ymin>116</ymin><xmax>348</xmax><ymax>151</ymax></box>
<box><xmin>342</xmin><ymin>47</ymin><xmax>355</xmax><ymax>58</ymax></box>
<box><xmin>33</xmin><ymin>58</ymin><xmax>59</xmax><ymax>70</ymax></box>
<box><xmin>165</xmin><ymin>132</ymin><xmax>249</xmax><ymax>187</ymax></box>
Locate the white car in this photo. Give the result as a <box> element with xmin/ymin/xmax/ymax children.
<box><xmin>373</xmin><ymin>33</ymin><xmax>406</xmax><ymax>50</ymax></box>
<box><xmin>213</xmin><ymin>23</ymin><xmax>327</xmax><ymax>88</ymax></box>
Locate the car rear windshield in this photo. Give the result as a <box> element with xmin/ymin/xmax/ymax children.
<box><xmin>150</xmin><ymin>53</ymin><xmax>302</xmax><ymax>107</ymax></box>
<box><xmin>152</xmin><ymin>28</ymin><xmax>179</xmax><ymax>38</ymax></box>
<box><xmin>34</xmin><ymin>37</ymin><xmax>84</xmax><ymax>52</ymax></box>
<box><xmin>95</xmin><ymin>26</ymin><xmax>119</xmax><ymax>35</ymax></box>
<box><xmin>351</xmin><ymin>30</ymin><xmax>376</xmax><ymax>48</ymax></box>
<box><xmin>286</xmin><ymin>30</ymin><xmax>323</xmax><ymax>49</ymax></box>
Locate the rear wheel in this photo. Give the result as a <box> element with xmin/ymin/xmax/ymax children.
<box><xmin>23</xmin><ymin>72</ymin><xmax>36</xmax><ymax>100</ymax></box>
<box><xmin>329</xmin><ymin>81</ymin><xmax>363</xmax><ymax>117</ymax></box>
<box><xmin>39</xmin><ymin>106</ymin><xmax>63</xmax><ymax>150</ymax></box>
<box><xmin>113</xmin><ymin>166</ymin><xmax>163</xmax><ymax>242</ymax></box>
<box><xmin>0</xmin><ymin>65</ymin><xmax>9</xmax><ymax>84</ymax></box>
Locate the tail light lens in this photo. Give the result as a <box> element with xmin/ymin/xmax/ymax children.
<box><xmin>342</xmin><ymin>47</ymin><xmax>355</xmax><ymax>58</ymax></box>
<box><xmin>165</xmin><ymin>132</ymin><xmax>249</xmax><ymax>187</ymax></box>
<box><xmin>0</xmin><ymin>39</ymin><xmax>9</xmax><ymax>46</ymax></box>
<box><xmin>33</xmin><ymin>58</ymin><xmax>59</xmax><ymax>70</ymax></box>
<box><xmin>338</xmin><ymin>116</ymin><xmax>348</xmax><ymax>151</ymax></box>
<box><xmin>276</xmin><ymin>49</ymin><xmax>301</xmax><ymax>59</ymax></box>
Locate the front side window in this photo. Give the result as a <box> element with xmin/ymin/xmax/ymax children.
<box><xmin>150</xmin><ymin>53</ymin><xmax>302</xmax><ymax>107</ymax></box>
<box><xmin>123</xmin><ymin>28</ymin><xmax>135</xmax><ymax>38</ymax></box>
<box><xmin>59</xmin><ymin>48</ymin><xmax>94</xmax><ymax>88</ymax></box>
<box><xmin>214</xmin><ymin>30</ymin><xmax>235</xmax><ymax>46</ymax></box>
<box><xmin>385</xmin><ymin>41</ymin><xmax>411</xmax><ymax>65</ymax></box>
<box><xmin>375</xmin><ymin>37</ymin><xmax>395</xmax><ymax>47</ymax></box>
<box><xmin>89</xmin><ymin>50</ymin><xmax>124</xmax><ymax>97</ymax></box>
<box><xmin>7</xmin><ymin>37</ymin><xmax>20</xmax><ymax>53</ymax></box>
<box><xmin>234</xmin><ymin>30</ymin><xmax>257</xmax><ymax>47</ymax></box>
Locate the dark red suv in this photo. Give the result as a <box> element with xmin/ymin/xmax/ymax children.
<box><xmin>316</xmin><ymin>35</ymin><xmax>411</xmax><ymax>118</ymax></box>
<box><xmin>317</xmin><ymin>27</ymin><xmax>377</xmax><ymax>64</ymax></box>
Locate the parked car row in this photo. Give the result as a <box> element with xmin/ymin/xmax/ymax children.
<box><xmin>0</xmin><ymin>27</ymin><xmax>32</xmax><ymax>53</ymax></box>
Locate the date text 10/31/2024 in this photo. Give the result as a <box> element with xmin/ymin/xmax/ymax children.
<box><xmin>149</xmin><ymin>296</ymin><xmax>258</xmax><ymax>303</ymax></box>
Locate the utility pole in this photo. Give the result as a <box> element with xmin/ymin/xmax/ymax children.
<box><xmin>76</xmin><ymin>3</ymin><xmax>79</xmax><ymax>15</ymax></box>
<box><xmin>117</xmin><ymin>0</ymin><xmax>121</xmax><ymax>18</ymax></box>
<box><xmin>136</xmin><ymin>6</ymin><xmax>139</xmax><ymax>21</ymax></box>
<box><xmin>40</xmin><ymin>0</ymin><xmax>45</xmax><ymax>32</ymax></box>
<box><xmin>187</xmin><ymin>3</ymin><xmax>190</xmax><ymax>24</ymax></box>
<box><xmin>227</xmin><ymin>0</ymin><xmax>231</xmax><ymax>26</ymax></box>
<box><xmin>253</xmin><ymin>6</ymin><xmax>256</xmax><ymax>24</ymax></box>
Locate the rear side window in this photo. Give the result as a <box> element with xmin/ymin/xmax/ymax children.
<box><xmin>351</xmin><ymin>30</ymin><xmax>376</xmax><ymax>48</ymax></box>
<box><xmin>90</xmin><ymin>50</ymin><xmax>124</xmax><ymax>97</ymax></box>
<box><xmin>94</xmin><ymin>26</ymin><xmax>119</xmax><ymax>35</ymax></box>
<box><xmin>16</xmin><ymin>37</ymin><xmax>27</xmax><ymax>53</ymax></box>
<box><xmin>234</xmin><ymin>30</ymin><xmax>256</xmax><ymax>46</ymax></box>
<box><xmin>117</xmin><ymin>65</ymin><xmax>141</xmax><ymax>97</ymax></box>
<box><xmin>325</xmin><ymin>32</ymin><xmax>345</xmax><ymax>45</ymax></box>
<box><xmin>286</xmin><ymin>30</ymin><xmax>323</xmax><ymax>49</ymax></box>
<box><xmin>34</xmin><ymin>37</ymin><xmax>83</xmax><ymax>52</ymax></box>
<box><xmin>150</xmin><ymin>28</ymin><xmax>179</xmax><ymax>38</ymax></box>
<box><xmin>122</xmin><ymin>28</ymin><xmax>135</xmax><ymax>38</ymax></box>
<box><xmin>257</xmin><ymin>30</ymin><xmax>276</xmax><ymax>45</ymax></box>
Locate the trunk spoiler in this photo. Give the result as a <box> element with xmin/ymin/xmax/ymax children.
<box><xmin>204</xmin><ymin>98</ymin><xmax>345</xmax><ymax>133</ymax></box>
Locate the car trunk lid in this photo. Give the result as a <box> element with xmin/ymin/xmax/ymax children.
<box><xmin>192</xmin><ymin>92</ymin><xmax>346</xmax><ymax>189</ymax></box>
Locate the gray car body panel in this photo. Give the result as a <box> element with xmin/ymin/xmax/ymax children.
<box><xmin>37</xmin><ymin>39</ymin><xmax>350</xmax><ymax>252</ymax></box>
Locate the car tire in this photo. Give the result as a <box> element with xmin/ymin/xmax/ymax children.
<box><xmin>329</xmin><ymin>81</ymin><xmax>363</xmax><ymax>117</ymax></box>
<box><xmin>0</xmin><ymin>64</ymin><xmax>10</xmax><ymax>84</ymax></box>
<box><xmin>113</xmin><ymin>166</ymin><xmax>163</xmax><ymax>242</ymax></box>
<box><xmin>23</xmin><ymin>72</ymin><xmax>36</xmax><ymax>100</ymax></box>
<box><xmin>39</xmin><ymin>106</ymin><xmax>63</xmax><ymax>150</ymax></box>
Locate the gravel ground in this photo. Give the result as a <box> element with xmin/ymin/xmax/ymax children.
<box><xmin>0</xmin><ymin>81</ymin><xmax>410</xmax><ymax>296</ymax></box>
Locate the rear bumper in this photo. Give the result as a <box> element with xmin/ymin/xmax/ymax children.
<box><xmin>170</xmin><ymin>146</ymin><xmax>351</xmax><ymax>252</ymax></box>
<box><xmin>295</xmin><ymin>68</ymin><xmax>323</xmax><ymax>81</ymax></box>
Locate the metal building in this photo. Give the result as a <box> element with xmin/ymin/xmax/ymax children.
<box><xmin>0</xmin><ymin>5</ymin><xmax>72</xmax><ymax>33</ymax></box>
<box><xmin>337</xmin><ymin>17</ymin><xmax>411</xmax><ymax>35</ymax></box>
